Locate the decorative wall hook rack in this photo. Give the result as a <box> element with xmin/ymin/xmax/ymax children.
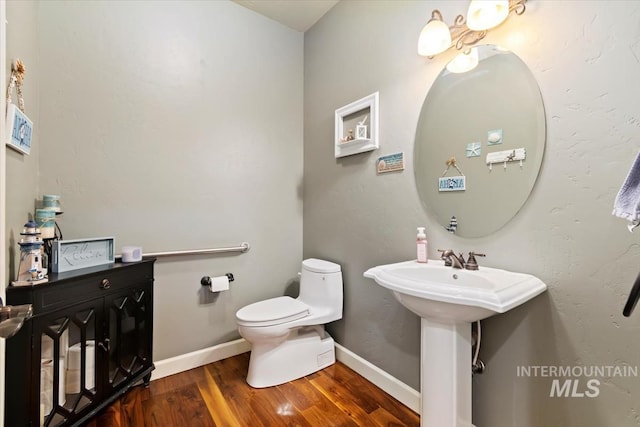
<box><xmin>486</xmin><ymin>147</ymin><xmax>526</xmax><ymax>170</ymax></box>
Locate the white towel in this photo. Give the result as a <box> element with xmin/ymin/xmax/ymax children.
<box><xmin>613</xmin><ymin>151</ymin><xmax>640</xmax><ymax>232</ymax></box>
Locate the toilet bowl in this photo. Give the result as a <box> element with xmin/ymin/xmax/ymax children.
<box><xmin>236</xmin><ymin>258</ymin><xmax>343</xmax><ymax>388</ymax></box>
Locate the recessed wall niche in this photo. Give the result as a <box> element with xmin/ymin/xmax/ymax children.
<box><xmin>334</xmin><ymin>92</ymin><xmax>379</xmax><ymax>158</ymax></box>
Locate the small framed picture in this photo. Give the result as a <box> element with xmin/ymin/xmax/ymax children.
<box><xmin>5</xmin><ymin>103</ymin><xmax>33</xmax><ymax>155</ymax></box>
<box><xmin>335</xmin><ymin>92</ymin><xmax>379</xmax><ymax>158</ymax></box>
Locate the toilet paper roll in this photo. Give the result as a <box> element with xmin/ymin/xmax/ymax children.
<box><xmin>67</xmin><ymin>341</ymin><xmax>95</xmax><ymax>371</ymax></box>
<box><xmin>209</xmin><ymin>275</ymin><xmax>230</xmax><ymax>292</ymax></box>
<box><xmin>41</xmin><ymin>336</ymin><xmax>53</xmax><ymax>359</ymax></box>
<box><xmin>65</xmin><ymin>367</ymin><xmax>95</xmax><ymax>394</ymax></box>
<box><xmin>40</xmin><ymin>358</ymin><xmax>66</xmax><ymax>414</ymax></box>
<box><xmin>41</xmin><ymin>329</ymin><xmax>69</xmax><ymax>363</ymax></box>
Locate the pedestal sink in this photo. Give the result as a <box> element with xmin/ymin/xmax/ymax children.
<box><xmin>364</xmin><ymin>260</ymin><xmax>546</xmax><ymax>427</ymax></box>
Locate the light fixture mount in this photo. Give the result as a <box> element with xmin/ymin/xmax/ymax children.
<box><xmin>418</xmin><ymin>0</ymin><xmax>526</xmax><ymax>59</ymax></box>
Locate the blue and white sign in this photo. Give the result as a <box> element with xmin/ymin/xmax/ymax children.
<box><xmin>377</xmin><ymin>152</ymin><xmax>405</xmax><ymax>173</ymax></box>
<box><xmin>438</xmin><ymin>175</ymin><xmax>466</xmax><ymax>192</ymax></box>
<box><xmin>5</xmin><ymin>103</ymin><xmax>33</xmax><ymax>155</ymax></box>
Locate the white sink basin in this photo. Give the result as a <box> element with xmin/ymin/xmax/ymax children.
<box><xmin>364</xmin><ymin>259</ymin><xmax>547</xmax><ymax>322</ymax></box>
<box><xmin>364</xmin><ymin>259</ymin><xmax>547</xmax><ymax>427</ymax></box>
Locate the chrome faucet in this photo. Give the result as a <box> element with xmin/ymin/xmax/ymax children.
<box><xmin>440</xmin><ymin>249</ymin><xmax>465</xmax><ymax>269</ymax></box>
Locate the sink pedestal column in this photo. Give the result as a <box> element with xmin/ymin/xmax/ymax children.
<box><xmin>420</xmin><ymin>318</ymin><xmax>474</xmax><ymax>427</ymax></box>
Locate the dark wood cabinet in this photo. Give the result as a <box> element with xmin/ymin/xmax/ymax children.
<box><xmin>5</xmin><ymin>259</ymin><xmax>155</xmax><ymax>426</ymax></box>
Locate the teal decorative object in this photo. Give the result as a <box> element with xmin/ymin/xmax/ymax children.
<box><xmin>487</xmin><ymin>129</ymin><xmax>503</xmax><ymax>145</ymax></box>
<box><xmin>466</xmin><ymin>142</ymin><xmax>481</xmax><ymax>158</ymax></box>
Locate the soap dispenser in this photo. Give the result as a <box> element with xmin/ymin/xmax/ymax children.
<box><xmin>417</xmin><ymin>227</ymin><xmax>428</xmax><ymax>263</ymax></box>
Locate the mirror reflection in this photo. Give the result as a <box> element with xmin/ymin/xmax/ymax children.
<box><xmin>414</xmin><ymin>45</ymin><xmax>546</xmax><ymax>238</ymax></box>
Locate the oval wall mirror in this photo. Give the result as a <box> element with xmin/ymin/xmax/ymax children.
<box><xmin>414</xmin><ymin>45</ymin><xmax>546</xmax><ymax>238</ymax></box>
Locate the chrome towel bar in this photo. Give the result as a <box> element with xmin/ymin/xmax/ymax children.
<box><xmin>116</xmin><ymin>242</ymin><xmax>250</xmax><ymax>259</ymax></box>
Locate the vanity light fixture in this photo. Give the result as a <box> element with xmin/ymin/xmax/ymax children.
<box><xmin>467</xmin><ymin>0</ymin><xmax>510</xmax><ymax>31</ymax></box>
<box><xmin>417</xmin><ymin>0</ymin><xmax>526</xmax><ymax>58</ymax></box>
<box><xmin>446</xmin><ymin>47</ymin><xmax>479</xmax><ymax>73</ymax></box>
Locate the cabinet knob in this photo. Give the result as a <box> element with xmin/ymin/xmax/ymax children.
<box><xmin>100</xmin><ymin>279</ymin><xmax>111</xmax><ymax>290</ymax></box>
<box><xmin>98</xmin><ymin>338</ymin><xmax>111</xmax><ymax>352</ymax></box>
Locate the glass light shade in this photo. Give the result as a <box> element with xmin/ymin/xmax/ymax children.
<box><xmin>467</xmin><ymin>0</ymin><xmax>509</xmax><ymax>31</ymax></box>
<box><xmin>446</xmin><ymin>48</ymin><xmax>479</xmax><ymax>74</ymax></box>
<box><xmin>418</xmin><ymin>19</ymin><xmax>452</xmax><ymax>57</ymax></box>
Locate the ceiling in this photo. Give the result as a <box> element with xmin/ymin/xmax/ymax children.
<box><xmin>232</xmin><ymin>0</ymin><xmax>340</xmax><ymax>32</ymax></box>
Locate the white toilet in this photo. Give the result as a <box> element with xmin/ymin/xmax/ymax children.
<box><xmin>236</xmin><ymin>258</ymin><xmax>343</xmax><ymax>388</ymax></box>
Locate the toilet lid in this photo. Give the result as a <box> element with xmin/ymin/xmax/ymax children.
<box><xmin>236</xmin><ymin>296</ymin><xmax>310</xmax><ymax>327</ymax></box>
<box><xmin>303</xmin><ymin>258</ymin><xmax>341</xmax><ymax>274</ymax></box>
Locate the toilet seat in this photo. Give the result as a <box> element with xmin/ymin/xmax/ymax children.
<box><xmin>236</xmin><ymin>296</ymin><xmax>310</xmax><ymax>327</ymax></box>
<box><xmin>302</xmin><ymin>258</ymin><xmax>341</xmax><ymax>274</ymax></box>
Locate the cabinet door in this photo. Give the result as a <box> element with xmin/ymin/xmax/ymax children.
<box><xmin>103</xmin><ymin>282</ymin><xmax>153</xmax><ymax>394</ymax></box>
<box><xmin>33</xmin><ymin>298</ymin><xmax>103</xmax><ymax>427</ymax></box>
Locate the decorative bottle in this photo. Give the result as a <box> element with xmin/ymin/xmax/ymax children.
<box><xmin>417</xmin><ymin>227</ymin><xmax>428</xmax><ymax>263</ymax></box>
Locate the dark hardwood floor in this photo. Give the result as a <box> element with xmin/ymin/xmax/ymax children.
<box><xmin>86</xmin><ymin>352</ymin><xmax>419</xmax><ymax>426</ymax></box>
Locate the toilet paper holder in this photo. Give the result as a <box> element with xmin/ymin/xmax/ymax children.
<box><xmin>200</xmin><ymin>273</ymin><xmax>234</xmax><ymax>288</ymax></box>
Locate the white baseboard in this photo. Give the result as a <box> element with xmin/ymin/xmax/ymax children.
<box><xmin>334</xmin><ymin>343</ymin><xmax>420</xmax><ymax>414</ymax></box>
<box><xmin>151</xmin><ymin>339</ymin><xmax>420</xmax><ymax>414</ymax></box>
<box><xmin>152</xmin><ymin>338</ymin><xmax>251</xmax><ymax>380</ymax></box>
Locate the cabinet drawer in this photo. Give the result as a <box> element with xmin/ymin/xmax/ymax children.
<box><xmin>7</xmin><ymin>259</ymin><xmax>155</xmax><ymax>315</ymax></box>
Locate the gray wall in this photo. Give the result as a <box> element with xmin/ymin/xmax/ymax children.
<box><xmin>6</xmin><ymin>0</ymin><xmax>303</xmax><ymax>360</ymax></box>
<box><xmin>305</xmin><ymin>1</ymin><xmax>640</xmax><ymax>426</ymax></box>
<box><xmin>5</xmin><ymin>1</ymin><xmax>40</xmax><ymax>281</ymax></box>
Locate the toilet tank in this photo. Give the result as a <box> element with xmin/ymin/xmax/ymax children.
<box><xmin>298</xmin><ymin>259</ymin><xmax>343</xmax><ymax>320</ymax></box>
